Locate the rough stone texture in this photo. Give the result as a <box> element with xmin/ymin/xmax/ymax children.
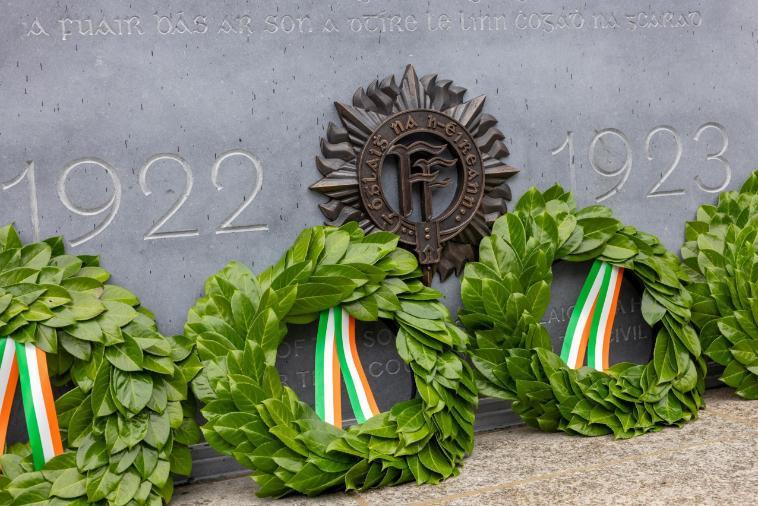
<box><xmin>173</xmin><ymin>388</ymin><xmax>758</xmax><ymax>505</ymax></box>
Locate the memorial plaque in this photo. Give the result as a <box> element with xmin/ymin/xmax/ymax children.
<box><xmin>2</xmin><ymin>0</ymin><xmax>753</xmax><ymax>479</ymax></box>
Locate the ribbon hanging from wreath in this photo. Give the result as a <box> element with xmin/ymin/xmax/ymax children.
<box><xmin>560</xmin><ymin>261</ymin><xmax>625</xmax><ymax>372</ymax></box>
<box><xmin>315</xmin><ymin>306</ymin><xmax>380</xmax><ymax>426</ymax></box>
<box><xmin>0</xmin><ymin>337</ymin><xmax>63</xmax><ymax>469</ymax></box>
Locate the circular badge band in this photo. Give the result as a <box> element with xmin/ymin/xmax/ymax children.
<box><xmin>357</xmin><ymin>109</ymin><xmax>485</xmax><ymax>243</ymax></box>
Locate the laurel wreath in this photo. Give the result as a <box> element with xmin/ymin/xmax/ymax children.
<box><xmin>0</xmin><ymin>225</ymin><xmax>201</xmax><ymax>505</ymax></box>
<box><xmin>460</xmin><ymin>185</ymin><xmax>705</xmax><ymax>438</ymax></box>
<box><xmin>186</xmin><ymin>223</ymin><xmax>477</xmax><ymax>497</ymax></box>
<box><xmin>682</xmin><ymin>171</ymin><xmax>758</xmax><ymax>399</ymax></box>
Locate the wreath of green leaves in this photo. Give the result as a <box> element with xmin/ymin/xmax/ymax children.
<box><xmin>682</xmin><ymin>171</ymin><xmax>758</xmax><ymax>399</ymax></box>
<box><xmin>186</xmin><ymin>223</ymin><xmax>477</xmax><ymax>497</ymax></box>
<box><xmin>460</xmin><ymin>185</ymin><xmax>705</xmax><ymax>438</ymax></box>
<box><xmin>0</xmin><ymin>225</ymin><xmax>201</xmax><ymax>505</ymax></box>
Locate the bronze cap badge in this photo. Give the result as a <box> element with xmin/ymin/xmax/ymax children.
<box><xmin>311</xmin><ymin>65</ymin><xmax>517</xmax><ymax>284</ymax></box>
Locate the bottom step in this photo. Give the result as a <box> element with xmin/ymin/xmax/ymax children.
<box><xmin>179</xmin><ymin>364</ymin><xmax>723</xmax><ymax>486</ymax></box>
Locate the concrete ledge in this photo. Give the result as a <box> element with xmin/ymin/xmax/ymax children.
<box><xmin>174</xmin><ymin>388</ymin><xmax>758</xmax><ymax>505</ymax></box>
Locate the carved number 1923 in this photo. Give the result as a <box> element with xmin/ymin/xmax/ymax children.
<box><xmin>551</xmin><ymin>122</ymin><xmax>731</xmax><ymax>202</ymax></box>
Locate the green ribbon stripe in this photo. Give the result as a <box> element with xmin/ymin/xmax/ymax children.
<box><xmin>560</xmin><ymin>260</ymin><xmax>604</xmax><ymax>365</ymax></box>
<box><xmin>314</xmin><ymin>308</ymin><xmax>330</xmax><ymax>422</ymax></box>
<box><xmin>334</xmin><ymin>306</ymin><xmax>369</xmax><ymax>424</ymax></box>
<box><xmin>587</xmin><ymin>264</ymin><xmax>613</xmax><ymax>369</ymax></box>
<box><xmin>14</xmin><ymin>341</ymin><xmax>45</xmax><ymax>470</ymax></box>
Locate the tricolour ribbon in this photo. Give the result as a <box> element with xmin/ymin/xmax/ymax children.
<box><xmin>315</xmin><ymin>307</ymin><xmax>341</xmax><ymax>426</ymax></box>
<box><xmin>560</xmin><ymin>261</ymin><xmax>625</xmax><ymax>372</ymax></box>
<box><xmin>0</xmin><ymin>338</ymin><xmax>19</xmax><ymax>456</ymax></box>
<box><xmin>315</xmin><ymin>306</ymin><xmax>379</xmax><ymax>426</ymax></box>
<box><xmin>0</xmin><ymin>337</ymin><xmax>63</xmax><ymax>470</ymax></box>
<box><xmin>587</xmin><ymin>263</ymin><xmax>624</xmax><ymax>371</ymax></box>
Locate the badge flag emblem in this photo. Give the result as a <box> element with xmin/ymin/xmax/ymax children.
<box><xmin>311</xmin><ymin>65</ymin><xmax>518</xmax><ymax>284</ymax></box>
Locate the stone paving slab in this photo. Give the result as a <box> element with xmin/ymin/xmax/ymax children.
<box><xmin>173</xmin><ymin>389</ymin><xmax>758</xmax><ymax>505</ymax></box>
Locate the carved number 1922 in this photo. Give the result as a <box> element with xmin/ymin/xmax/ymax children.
<box><xmin>1</xmin><ymin>149</ymin><xmax>269</xmax><ymax>247</ymax></box>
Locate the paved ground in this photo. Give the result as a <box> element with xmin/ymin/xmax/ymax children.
<box><xmin>173</xmin><ymin>388</ymin><xmax>758</xmax><ymax>505</ymax></box>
